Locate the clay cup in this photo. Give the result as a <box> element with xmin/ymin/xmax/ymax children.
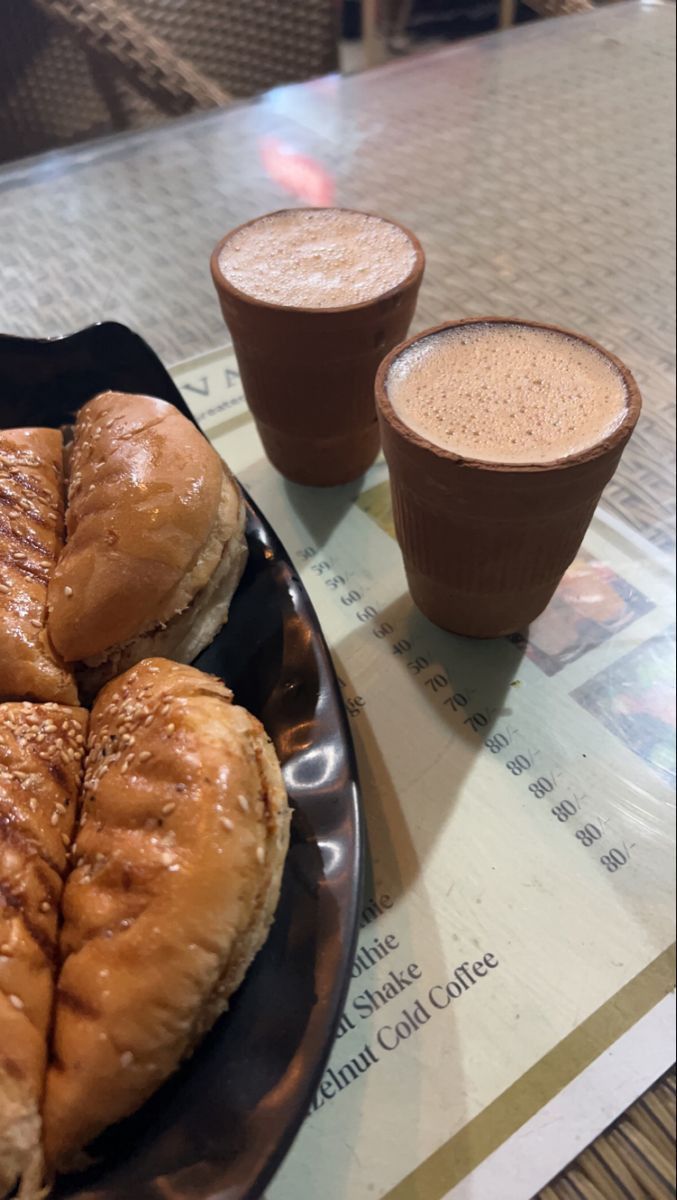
<box><xmin>375</xmin><ymin>317</ymin><xmax>642</xmax><ymax>637</ymax></box>
<box><xmin>211</xmin><ymin>209</ymin><xmax>425</xmax><ymax>487</ymax></box>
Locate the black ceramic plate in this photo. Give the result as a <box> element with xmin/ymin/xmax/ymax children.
<box><xmin>0</xmin><ymin>322</ymin><xmax>364</xmax><ymax>1199</ymax></box>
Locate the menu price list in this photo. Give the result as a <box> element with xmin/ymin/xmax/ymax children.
<box><xmin>173</xmin><ymin>350</ymin><xmax>676</xmax><ymax>1200</ymax></box>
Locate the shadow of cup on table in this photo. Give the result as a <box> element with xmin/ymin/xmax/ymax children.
<box><xmin>282</xmin><ymin>475</ymin><xmax>366</xmax><ymax>548</ymax></box>
<box><xmin>347</xmin><ymin>593</ymin><xmax>525</xmax><ymax>897</ymax></box>
<box><xmin>297</xmin><ymin>597</ymin><xmax>523</xmax><ymax>1198</ymax></box>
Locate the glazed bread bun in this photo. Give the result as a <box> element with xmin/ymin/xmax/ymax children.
<box><xmin>46</xmin><ymin>393</ymin><xmax>247</xmax><ymax>690</ymax></box>
<box><xmin>0</xmin><ymin>429</ymin><xmax>77</xmax><ymax>704</ymax></box>
<box><xmin>43</xmin><ymin>657</ymin><xmax>290</xmax><ymax>1173</ymax></box>
<box><xmin>0</xmin><ymin>702</ymin><xmax>87</xmax><ymax>1200</ymax></box>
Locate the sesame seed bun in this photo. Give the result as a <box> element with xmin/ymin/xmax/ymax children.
<box><xmin>0</xmin><ymin>701</ymin><xmax>87</xmax><ymax>1200</ymax></box>
<box><xmin>42</xmin><ymin>658</ymin><xmax>290</xmax><ymax>1174</ymax></box>
<box><xmin>46</xmin><ymin>393</ymin><xmax>247</xmax><ymax>673</ymax></box>
<box><xmin>0</xmin><ymin>428</ymin><xmax>77</xmax><ymax>705</ymax></box>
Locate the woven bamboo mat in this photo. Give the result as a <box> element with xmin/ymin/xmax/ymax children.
<box><xmin>540</xmin><ymin>1071</ymin><xmax>675</xmax><ymax>1200</ymax></box>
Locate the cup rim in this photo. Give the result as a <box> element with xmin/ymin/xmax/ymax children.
<box><xmin>375</xmin><ymin>316</ymin><xmax>642</xmax><ymax>475</ymax></box>
<box><xmin>209</xmin><ymin>207</ymin><xmax>426</xmax><ymax>316</ymax></box>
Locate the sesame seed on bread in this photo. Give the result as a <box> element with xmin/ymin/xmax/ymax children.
<box><xmin>0</xmin><ymin>701</ymin><xmax>88</xmax><ymax>1199</ymax></box>
<box><xmin>43</xmin><ymin>658</ymin><xmax>290</xmax><ymax>1173</ymax></box>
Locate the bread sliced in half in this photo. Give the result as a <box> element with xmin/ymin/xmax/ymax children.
<box><xmin>46</xmin><ymin>392</ymin><xmax>247</xmax><ymax>695</ymax></box>
<box><xmin>0</xmin><ymin>702</ymin><xmax>87</xmax><ymax>1200</ymax></box>
<box><xmin>0</xmin><ymin>429</ymin><xmax>77</xmax><ymax>705</ymax></box>
<box><xmin>43</xmin><ymin>657</ymin><xmax>290</xmax><ymax>1174</ymax></box>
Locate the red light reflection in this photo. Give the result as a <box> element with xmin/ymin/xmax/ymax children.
<box><xmin>259</xmin><ymin>136</ymin><xmax>335</xmax><ymax>206</ymax></box>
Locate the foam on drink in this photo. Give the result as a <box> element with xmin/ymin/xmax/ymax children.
<box><xmin>217</xmin><ymin>209</ymin><xmax>417</xmax><ymax>308</ymax></box>
<box><xmin>386</xmin><ymin>321</ymin><xmax>629</xmax><ymax>465</ymax></box>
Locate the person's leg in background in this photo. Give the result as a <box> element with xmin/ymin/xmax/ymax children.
<box><xmin>385</xmin><ymin>0</ymin><xmax>414</xmax><ymax>52</ymax></box>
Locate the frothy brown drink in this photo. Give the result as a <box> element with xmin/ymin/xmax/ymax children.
<box><xmin>387</xmin><ymin>322</ymin><xmax>629</xmax><ymax>465</ymax></box>
<box><xmin>218</xmin><ymin>208</ymin><xmax>418</xmax><ymax>309</ymax></box>
<box><xmin>375</xmin><ymin>318</ymin><xmax>641</xmax><ymax>637</ymax></box>
<box><xmin>211</xmin><ymin>209</ymin><xmax>424</xmax><ymax>487</ymax></box>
